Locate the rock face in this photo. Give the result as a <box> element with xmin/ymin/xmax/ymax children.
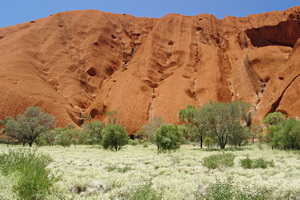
<box><xmin>0</xmin><ymin>7</ymin><xmax>299</xmax><ymax>133</ymax></box>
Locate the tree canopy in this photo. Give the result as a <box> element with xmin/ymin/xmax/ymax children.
<box><xmin>154</xmin><ymin>124</ymin><xmax>182</xmax><ymax>153</ymax></box>
<box><xmin>101</xmin><ymin>124</ymin><xmax>129</xmax><ymax>151</ymax></box>
<box><xmin>179</xmin><ymin>105</ymin><xmax>206</xmax><ymax>148</ymax></box>
<box><xmin>4</xmin><ymin>107</ymin><xmax>56</xmax><ymax>147</ymax></box>
<box><xmin>199</xmin><ymin>101</ymin><xmax>250</xmax><ymax>149</ymax></box>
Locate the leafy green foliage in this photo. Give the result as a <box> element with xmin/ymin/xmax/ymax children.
<box><xmin>273</xmin><ymin>118</ymin><xmax>300</xmax><ymax>150</ymax></box>
<box><xmin>264</xmin><ymin>116</ymin><xmax>300</xmax><ymax>150</ymax></box>
<box><xmin>41</xmin><ymin>130</ymin><xmax>57</xmax><ymax>146</ymax></box>
<box><xmin>240</xmin><ymin>156</ymin><xmax>274</xmax><ymax>169</ymax></box>
<box><xmin>4</xmin><ymin>107</ymin><xmax>56</xmax><ymax>147</ymax></box>
<box><xmin>0</xmin><ymin>149</ymin><xmax>58</xmax><ymax>199</ymax></box>
<box><xmin>179</xmin><ymin>105</ymin><xmax>206</xmax><ymax>148</ymax></box>
<box><xmin>203</xmin><ymin>136</ymin><xmax>214</xmax><ymax>148</ymax></box>
<box><xmin>101</xmin><ymin>124</ymin><xmax>129</xmax><ymax>151</ymax></box>
<box><xmin>206</xmin><ymin>176</ymin><xmax>275</xmax><ymax>200</ymax></box>
<box><xmin>240</xmin><ymin>155</ymin><xmax>253</xmax><ymax>169</ymax></box>
<box><xmin>199</xmin><ymin>101</ymin><xmax>250</xmax><ymax>149</ymax></box>
<box><xmin>154</xmin><ymin>124</ymin><xmax>182</xmax><ymax>153</ymax></box>
<box><xmin>263</xmin><ymin>112</ymin><xmax>285</xmax><ymax>127</ymax></box>
<box><xmin>83</xmin><ymin>120</ymin><xmax>105</xmax><ymax>144</ymax></box>
<box><xmin>54</xmin><ymin>125</ymin><xmax>80</xmax><ymax>147</ymax></box>
<box><xmin>228</xmin><ymin>126</ymin><xmax>250</xmax><ymax>147</ymax></box>
<box><xmin>128</xmin><ymin>181</ymin><xmax>162</xmax><ymax>200</ymax></box>
<box><xmin>202</xmin><ymin>153</ymin><xmax>235</xmax><ymax>169</ymax></box>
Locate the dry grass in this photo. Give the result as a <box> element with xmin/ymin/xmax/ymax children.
<box><xmin>0</xmin><ymin>144</ymin><xmax>300</xmax><ymax>199</ymax></box>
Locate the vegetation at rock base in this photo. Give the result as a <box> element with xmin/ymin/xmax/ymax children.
<box><xmin>0</xmin><ymin>105</ymin><xmax>300</xmax><ymax>199</ymax></box>
<box><xmin>83</xmin><ymin>120</ymin><xmax>105</xmax><ymax>145</ymax></box>
<box><xmin>264</xmin><ymin>112</ymin><xmax>300</xmax><ymax>150</ymax></box>
<box><xmin>4</xmin><ymin>107</ymin><xmax>56</xmax><ymax>147</ymax></box>
<box><xmin>154</xmin><ymin>124</ymin><xmax>182</xmax><ymax>153</ymax></box>
<box><xmin>101</xmin><ymin>123</ymin><xmax>129</xmax><ymax>151</ymax></box>
<box><xmin>136</xmin><ymin>117</ymin><xmax>165</xmax><ymax>142</ymax></box>
<box><xmin>180</xmin><ymin>101</ymin><xmax>250</xmax><ymax>149</ymax></box>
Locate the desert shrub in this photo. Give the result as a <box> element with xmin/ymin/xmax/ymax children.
<box><xmin>253</xmin><ymin>158</ymin><xmax>274</xmax><ymax>168</ymax></box>
<box><xmin>101</xmin><ymin>124</ymin><xmax>129</xmax><ymax>151</ymax></box>
<box><xmin>0</xmin><ymin>149</ymin><xmax>58</xmax><ymax>200</ymax></box>
<box><xmin>105</xmin><ymin>165</ymin><xmax>131</xmax><ymax>173</ymax></box>
<box><xmin>202</xmin><ymin>153</ymin><xmax>235</xmax><ymax>169</ymax></box>
<box><xmin>240</xmin><ymin>156</ymin><xmax>274</xmax><ymax>169</ymax></box>
<box><xmin>206</xmin><ymin>176</ymin><xmax>275</xmax><ymax>200</ymax></box>
<box><xmin>206</xmin><ymin>176</ymin><xmax>236</xmax><ymax>200</ymax></box>
<box><xmin>128</xmin><ymin>181</ymin><xmax>162</xmax><ymax>200</ymax></box>
<box><xmin>203</xmin><ymin>136</ymin><xmax>214</xmax><ymax>148</ymax></box>
<box><xmin>240</xmin><ymin>155</ymin><xmax>253</xmax><ymax>169</ymax></box>
<box><xmin>154</xmin><ymin>124</ymin><xmax>182</xmax><ymax>153</ymax></box>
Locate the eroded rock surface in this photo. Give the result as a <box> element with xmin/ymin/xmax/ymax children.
<box><xmin>0</xmin><ymin>7</ymin><xmax>299</xmax><ymax>133</ymax></box>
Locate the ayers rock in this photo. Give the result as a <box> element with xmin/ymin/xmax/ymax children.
<box><xmin>0</xmin><ymin>7</ymin><xmax>300</xmax><ymax>134</ymax></box>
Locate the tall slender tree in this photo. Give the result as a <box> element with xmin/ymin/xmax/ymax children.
<box><xmin>179</xmin><ymin>105</ymin><xmax>206</xmax><ymax>148</ymax></box>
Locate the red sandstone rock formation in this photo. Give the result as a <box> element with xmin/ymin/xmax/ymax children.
<box><xmin>0</xmin><ymin>7</ymin><xmax>299</xmax><ymax>133</ymax></box>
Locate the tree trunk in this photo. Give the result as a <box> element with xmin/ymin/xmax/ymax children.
<box><xmin>200</xmin><ymin>135</ymin><xmax>203</xmax><ymax>148</ymax></box>
<box><xmin>28</xmin><ymin>141</ymin><xmax>33</xmax><ymax>147</ymax></box>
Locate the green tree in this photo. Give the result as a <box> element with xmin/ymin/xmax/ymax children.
<box><xmin>4</xmin><ymin>107</ymin><xmax>56</xmax><ymax>147</ymax></box>
<box><xmin>83</xmin><ymin>120</ymin><xmax>105</xmax><ymax>144</ymax></box>
<box><xmin>54</xmin><ymin>125</ymin><xmax>79</xmax><ymax>147</ymax></box>
<box><xmin>273</xmin><ymin>118</ymin><xmax>300</xmax><ymax>150</ymax></box>
<box><xmin>154</xmin><ymin>124</ymin><xmax>182</xmax><ymax>153</ymax></box>
<box><xmin>101</xmin><ymin>124</ymin><xmax>129</xmax><ymax>151</ymax></box>
<box><xmin>228</xmin><ymin>126</ymin><xmax>250</xmax><ymax>147</ymax></box>
<box><xmin>43</xmin><ymin>130</ymin><xmax>57</xmax><ymax>146</ymax></box>
<box><xmin>263</xmin><ymin>112</ymin><xmax>285</xmax><ymax>128</ymax></box>
<box><xmin>179</xmin><ymin>105</ymin><xmax>206</xmax><ymax>148</ymax></box>
<box><xmin>200</xmin><ymin>101</ymin><xmax>249</xmax><ymax>149</ymax></box>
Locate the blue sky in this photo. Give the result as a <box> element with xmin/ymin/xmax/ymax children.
<box><xmin>1</xmin><ymin>0</ymin><xmax>299</xmax><ymax>28</ymax></box>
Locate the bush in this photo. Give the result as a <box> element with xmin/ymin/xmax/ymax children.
<box><xmin>203</xmin><ymin>153</ymin><xmax>235</xmax><ymax>169</ymax></box>
<box><xmin>154</xmin><ymin>124</ymin><xmax>182</xmax><ymax>153</ymax></box>
<box><xmin>128</xmin><ymin>181</ymin><xmax>162</xmax><ymax>200</ymax></box>
<box><xmin>0</xmin><ymin>149</ymin><xmax>58</xmax><ymax>199</ymax></box>
<box><xmin>240</xmin><ymin>155</ymin><xmax>253</xmax><ymax>169</ymax></box>
<box><xmin>83</xmin><ymin>120</ymin><xmax>105</xmax><ymax>144</ymax></box>
<box><xmin>54</xmin><ymin>128</ymin><xmax>73</xmax><ymax>147</ymax></box>
<box><xmin>273</xmin><ymin>118</ymin><xmax>300</xmax><ymax>150</ymax></box>
<box><xmin>203</xmin><ymin>137</ymin><xmax>214</xmax><ymax>148</ymax></box>
<box><xmin>240</xmin><ymin>156</ymin><xmax>274</xmax><ymax>169</ymax></box>
<box><xmin>263</xmin><ymin>112</ymin><xmax>285</xmax><ymax>127</ymax></box>
<box><xmin>206</xmin><ymin>176</ymin><xmax>275</xmax><ymax>200</ymax></box>
<box><xmin>105</xmin><ymin>165</ymin><xmax>131</xmax><ymax>173</ymax></box>
<box><xmin>101</xmin><ymin>124</ymin><xmax>129</xmax><ymax>151</ymax></box>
